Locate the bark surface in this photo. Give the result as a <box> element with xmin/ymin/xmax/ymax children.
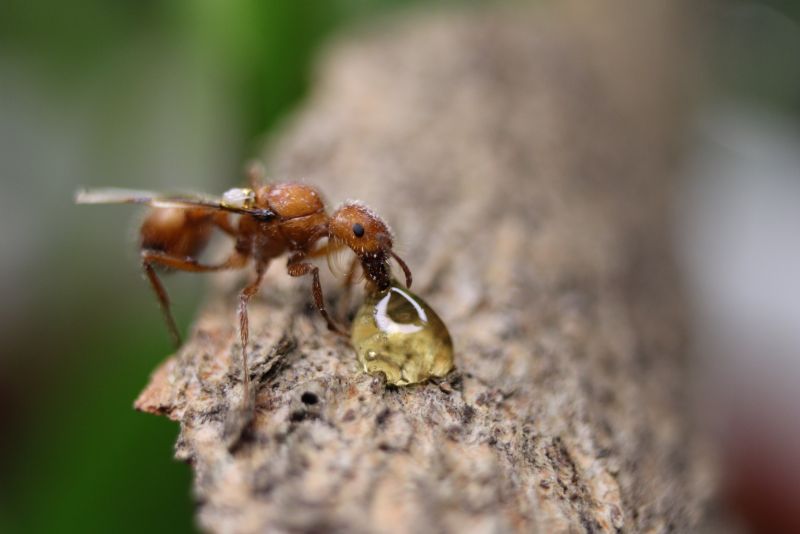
<box><xmin>136</xmin><ymin>4</ymin><xmax>713</xmax><ymax>532</ymax></box>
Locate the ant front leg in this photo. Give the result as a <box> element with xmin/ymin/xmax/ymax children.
<box><xmin>287</xmin><ymin>253</ymin><xmax>348</xmax><ymax>337</ymax></box>
<box><xmin>141</xmin><ymin>250</ymin><xmax>247</xmax><ymax>348</ymax></box>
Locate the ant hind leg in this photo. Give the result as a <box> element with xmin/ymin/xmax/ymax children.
<box><xmin>141</xmin><ymin>249</ymin><xmax>247</xmax><ymax>348</ymax></box>
<box><xmin>142</xmin><ymin>260</ymin><xmax>182</xmax><ymax>348</ymax></box>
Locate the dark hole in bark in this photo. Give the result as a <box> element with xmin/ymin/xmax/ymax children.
<box><xmin>301</xmin><ymin>392</ymin><xmax>319</xmax><ymax>405</ymax></box>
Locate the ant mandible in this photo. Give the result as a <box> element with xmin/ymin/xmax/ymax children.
<box><xmin>76</xmin><ymin>164</ymin><xmax>412</xmax><ymax>404</ymax></box>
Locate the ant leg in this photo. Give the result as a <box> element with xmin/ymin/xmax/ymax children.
<box><xmin>141</xmin><ymin>250</ymin><xmax>246</xmax><ymax>273</ymax></box>
<box><xmin>141</xmin><ymin>250</ymin><xmax>247</xmax><ymax>346</ymax></box>
<box><xmin>287</xmin><ymin>254</ymin><xmax>348</xmax><ymax>337</ymax></box>
<box><xmin>245</xmin><ymin>160</ymin><xmax>267</xmax><ymax>190</ymax></box>
<box><xmin>142</xmin><ymin>261</ymin><xmax>182</xmax><ymax>348</ymax></box>
<box><xmin>238</xmin><ymin>262</ymin><xmax>267</xmax><ymax>405</ymax></box>
<box><xmin>212</xmin><ymin>211</ymin><xmax>238</xmax><ymax>237</ymax></box>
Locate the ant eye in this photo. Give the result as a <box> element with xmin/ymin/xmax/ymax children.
<box><xmin>352</xmin><ymin>223</ymin><xmax>365</xmax><ymax>238</ymax></box>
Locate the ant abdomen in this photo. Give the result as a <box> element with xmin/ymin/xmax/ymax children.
<box><xmin>140</xmin><ymin>207</ymin><xmax>215</xmax><ymax>259</ymax></box>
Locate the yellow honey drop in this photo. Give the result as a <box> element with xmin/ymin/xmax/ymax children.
<box><xmin>351</xmin><ymin>283</ymin><xmax>454</xmax><ymax>385</ymax></box>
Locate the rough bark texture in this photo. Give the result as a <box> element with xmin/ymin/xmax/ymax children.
<box><xmin>136</xmin><ymin>4</ymin><xmax>713</xmax><ymax>533</ymax></box>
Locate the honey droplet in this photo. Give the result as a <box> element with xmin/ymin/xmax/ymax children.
<box><xmin>351</xmin><ymin>283</ymin><xmax>454</xmax><ymax>385</ymax></box>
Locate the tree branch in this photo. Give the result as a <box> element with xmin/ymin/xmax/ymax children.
<box><xmin>136</xmin><ymin>4</ymin><xmax>712</xmax><ymax>532</ymax></box>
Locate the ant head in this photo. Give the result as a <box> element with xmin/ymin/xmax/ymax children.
<box><xmin>328</xmin><ymin>202</ymin><xmax>411</xmax><ymax>291</ymax></box>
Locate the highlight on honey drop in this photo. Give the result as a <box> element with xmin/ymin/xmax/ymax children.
<box><xmin>351</xmin><ymin>282</ymin><xmax>454</xmax><ymax>385</ymax></box>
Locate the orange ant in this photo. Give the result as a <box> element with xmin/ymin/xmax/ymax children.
<box><xmin>75</xmin><ymin>165</ymin><xmax>412</xmax><ymax>404</ymax></box>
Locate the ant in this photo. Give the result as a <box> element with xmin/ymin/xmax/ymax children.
<box><xmin>76</xmin><ymin>164</ymin><xmax>412</xmax><ymax>405</ymax></box>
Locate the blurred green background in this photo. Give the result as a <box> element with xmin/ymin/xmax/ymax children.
<box><xmin>0</xmin><ymin>1</ymin><xmax>798</xmax><ymax>533</ymax></box>
<box><xmin>0</xmin><ymin>1</ymin><xmax>433</xmax><ymax>532</ymax></box>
